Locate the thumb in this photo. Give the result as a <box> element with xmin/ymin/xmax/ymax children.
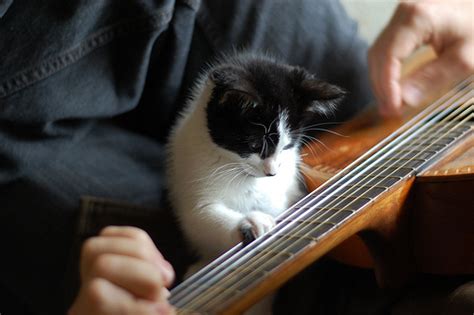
<box><xmin>401</xmin><ymin>46</ymin><xmax>472</xmax><ymax>107</ymax></box>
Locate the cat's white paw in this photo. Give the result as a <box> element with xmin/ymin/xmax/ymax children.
<box><xmin>238</xmin><ymin>211</ymin><xmax>275</xmax><ymax>244</ymax></box>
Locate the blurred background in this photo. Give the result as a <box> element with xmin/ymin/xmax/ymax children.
<box><xmin>341</xmin><ymin>0</ymin><xmax>398</xmax><ymax>44</ymax></box>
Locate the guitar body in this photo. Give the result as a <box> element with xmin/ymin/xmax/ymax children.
<box><xmin>302</xmin><ymin>104</ymin><xmax>474</xmax><ymax>287</ymax></box>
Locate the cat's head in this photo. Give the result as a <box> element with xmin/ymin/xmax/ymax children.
<box><xmin>205</xmin><ymin>55</ymin><xmax>345</xmax><ymax>177</ymax></box>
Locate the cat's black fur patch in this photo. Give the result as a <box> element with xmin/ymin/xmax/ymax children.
<box><xmin>206</xmin><ymin>54</ymin><xmax>345</xmax><ymax>158</ymax></box>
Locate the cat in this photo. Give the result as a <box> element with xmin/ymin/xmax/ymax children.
<box><xmin>166</xmin><ymin>53</ymin><xmax>345</xmax><ymax>310</ymax></box>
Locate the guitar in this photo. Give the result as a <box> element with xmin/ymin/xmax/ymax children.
<box><xmin>169</xmin><ymin>75</ymin><xmax>473</xmax><ymax>314</ymax></box>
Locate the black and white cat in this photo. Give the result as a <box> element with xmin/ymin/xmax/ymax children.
<box><xmin>166</xmin><ymin>54</ymin><xmax>345</xmax><ymax>277</ymax></box>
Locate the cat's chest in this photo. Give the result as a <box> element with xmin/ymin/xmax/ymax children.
<box><xmin>220</xmin><ymin>177</ymin><xmax>293</xmax><ymax>216</ymax></box>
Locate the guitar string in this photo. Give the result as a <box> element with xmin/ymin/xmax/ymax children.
<box><xmin>170</xmin><ymin>77</ymin><xmax>472</xmax><ymax>302</ymax></box>
<box><xmin>171</xmin><ymin>83</ymin><xmax>470</xmax><ymax>312</ymax></box>
<box><xmin>178</xmin><ymin>97</ymin><xmax>470</xmax><ymax>312</ymax></box>
<box><xmin>194</xmin><ymin>97</ymin><xmax>473</xmax><ymax>312</ymax></box>
<box><xmin>169</xmin><ymin>80</ymin><xmax>470</xmax><ymax>310</ymax></box>
<box><xmin>169</xmin><ymin>77</ymin><xmax>472</xmax><ymax>303</ymax></box>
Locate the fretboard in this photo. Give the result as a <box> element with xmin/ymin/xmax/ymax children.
<box><xmin>170</xmin><ymin>77</ymin><xmax>473</xmax><ymax>315</ymax></box>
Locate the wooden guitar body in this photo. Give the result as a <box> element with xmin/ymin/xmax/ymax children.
<box><xmin>302</xmin><ymin>104</ymin><xmax>474</xmax><ymax>287</ymax></box>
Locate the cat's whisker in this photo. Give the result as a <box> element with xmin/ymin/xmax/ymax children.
<box><xmin>296</xmin><ymin>127</ymin><xmax>348</xmax><ymax>138</ymax></box>
<box><xmin>295</xmin><ymin>171</ymin><xmax>307</xmax><ymax>188</ymax></box>
<box><xmin>267</xmin><ymin>135</ymin><xmax>276</xmax><ymax>148</ymax></box>
<box><xmin>260</xmin><ymin>137</ymin><xmax>267</xmax><ymax>157</ymax></box>
<box><xmin>298</xmin><ymin>138</ymin><xmax>319</xmax><ymax>159</ymax></box>
<box><xmin>268</xmin><ymin>116</ymin><xmax>278</xmax><ymax>133</ymax></box>
<box><xmin>297</xmin><ymin>163</ymin><xmax>316</xmax><ymax>187</ymax></box>
<box><xmin>237</xmin><ymin>165</ymin><xmax>252</xmax><ymax>183</ymax></box>
<box><xmin>299</xmin><ymin>134</ymin><xmax>335</xmax><ymax>153</ymax></box>
<box><xmin>224</xmin><ymin>168</ymin><xmax>247</xmax><ymax>194</ymax></box>
<box><xmin>292</xmin><ymin>121</ymin><xmax>342</xmax><ymax>134</ymax></box>
<box><xmin>190</xmin><ymin>163</ymin><xmax>244</xmax><ymax>183</ymax></box>
<box><xmin>210</xmin><ymin>167</ymin><xmax>243</xmax><ymax>183</ymax></box>
<box><xmin>250</xmin><ymin>121</ymin><xmax>268</xmax><ymax>134</ymax></box>
<box><xmin>198</xmin><ymin>165</ymin><xmax>245</xmax><ymax>187</ymax></box>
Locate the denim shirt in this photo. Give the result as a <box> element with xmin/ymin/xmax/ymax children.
<box><xmin>0</xmin><ymin>1</ymin><xmax>372</xmax><ymax>314</ymax></box>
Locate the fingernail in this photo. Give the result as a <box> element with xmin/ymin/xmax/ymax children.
<box><xmin>402</xmin><ymin>83</ymin><xmax>424</xmax><ymax>107</ymax></box>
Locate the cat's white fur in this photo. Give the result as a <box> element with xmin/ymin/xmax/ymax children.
<box><xmin>167</xmin><ymin>78</ymin><xmax>304</xmax><ymax>264</ymax></box>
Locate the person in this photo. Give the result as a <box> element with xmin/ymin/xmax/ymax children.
<box><xmin>0</xmin><ymin>1</ymin><xmax>471</xmax><ymax>315</ymax></box>
<box><xmin>69</xmin><ymin>1</ymin><xmax>473</xmax><ymax>314</ymax></box>
<box><xmin>0</xmin><ymin>1</ymin><xmax>371</xmax><ymax>314</ymax></box>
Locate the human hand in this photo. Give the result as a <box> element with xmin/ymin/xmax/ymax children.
<box><xmin>369</xmin><ymin>0</ymin><xmax>474</xmax><ymax>117</ymax></box>
<box><xmin>68</xmin><ymin>226</ymin><xmax>176</xmax><ymax>315</ymax></box>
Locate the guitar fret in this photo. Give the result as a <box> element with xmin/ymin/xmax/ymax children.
<box><xmin>316</xmin><ymin>196</ymin><xmax>369</xmax><ymax>213</ymax></box>
<box><xmin>384</xmin><ymin>156</ymin><xmax>428</xmax><ymax>161</ymax></box>
<box><xmin>333</xmin><ymin>183</ymin><xmax>389</xmax><ymax>190</ymax></box>
<box><xmin>228</xmin><ymin>265</ymin><xmax>268</xmax><ymax>276</ymax></box>
<box><xmin>271</xmin><ymin>224</ymin><xmax>334</xmax><ymax>250</ymax></box>
<box><xmin>257</xmin><ymin>251</ymin><xmax>294</xmax><ymax>274</ymax></box>
<box><xmin>356</xmin><ymin>176</ymin><xmax>403</xmax><ymax>188</ymax></box>
<box><xmin>270</xmin><ymin>230</ymin><xmax>319</xmax><ymax>242</ymax></box>
<box><xmin>392</xmin><ymin>151</ymin><xmax>433</xmax><ymax>160</ymax></box>
<box><xmin>421</xmin><ymin>131</ymin><xmax>461</xmax><ymax>137</ymax></box>
<box><xmin>285</xmin><ymin>235</ymin><xmax>319</xmax><ymax>256</ymax></box>
<box><xmin>359</xmin><ymin>167</ymin><xmax>411</xmax><ymax>178</ymax></box>
<box><xmin>371</xmin><ymin>164</ymin><xmax>417</xmax><ymax>171</ymax></box>
<box><xmin>308</xmin><ymin>222</ymin><xmax>335</xmax><ymax>238</ymax></box>
<box><xmin>412</xmin><ymin>135</ymin><xmax>456</xmax><ymax>142</ymax></box>
<box><xmin>404</xmin><ymin>143</ymin><xmax>446</xmax><ymax>151</ymax></box>
<box><xmin>312</xmin><ymin>206</ymin><xmax>349</xmax><ymax>212</ymax></box>
<box><xmin>317</xmin><ymin>208</ymin><xmax>355</xmax><ymax>224</ymax></box>
<box><xmin>257</xmin><ymin>247</ymin><xmax>295</xmax><ymax>258</ymax></box>
<box><xmin>320</xmin><ymin>194</ymin><xmax>373</xmax><ymax>201</ymax></box>
<box><xmin>277</xmin><ymin>218</ymin><xmax>336</xmax><ymax>227</ymax></box>
<box><xmin>395</xmin><ymin>148</ymin><xmax>439</xmax><ymax>155</ymax></box>
<box><xmin>363</xmin><ymin>174</ymin><xmax>404</xmax><ymax>179</ymax></box>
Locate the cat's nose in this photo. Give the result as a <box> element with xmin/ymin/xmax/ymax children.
<box><xmin>263</xmin><ymin>158</ymin><xmax>278</xmax><ymax>176</ymax></box>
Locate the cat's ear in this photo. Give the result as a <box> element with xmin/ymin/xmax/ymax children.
<box><xmin>209</xmin><ymin>66</ymin><xmax>257</xmax><ymax>106</ymax></box>
<box><xmin>300</xmin><ymin>79</ymin><xmax>346</xmax><ymax>115</ymax></box>
<box><xmin>209</xmin><ymin>65</ymin><xmax>246</xmax><ymax>87</ymax></box>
